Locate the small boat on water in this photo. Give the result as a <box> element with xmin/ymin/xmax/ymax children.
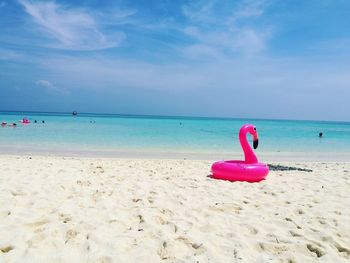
<box><xmin>72</xmin><ymin>111</ymin><xmax>78</xmax><ymax>116</ymax></box>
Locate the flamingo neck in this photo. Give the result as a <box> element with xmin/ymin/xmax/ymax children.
<box><xmin>239</xmin><ymin>128</ymin><xmax>258</xmax><ymax>164</ymax></box>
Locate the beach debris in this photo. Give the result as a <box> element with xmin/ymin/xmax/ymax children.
<box><xmin>268</xmin><ymin>164</ymin><xmax>313</xmax><ymax>172</ymax></box>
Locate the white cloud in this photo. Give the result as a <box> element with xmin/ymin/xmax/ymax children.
<box><xmin>181</xmin><ymin>0</ymin><xmax>271</xmax><ymax>56</ymax></box>
<box><xmin>182</xmin><ymin>0</ymin><xmax>217</xmax><ymax>23</ymax></box>
<box><xmin>36</xmin><ymin>79</ymin><xmax>69</xmax><ymax>94</ymax></box>
<box><xmin>18</xmin><ymin>0</ymin><xmax>125</xmax><ymax>50</ymax></box>
<box><xmin>36</xmin><ymin>79</ymin><xmax>53</xmax><ymax>88</ymax></box>
<box><xmin>37</xmin><ymin>54</ymin><xmax>350</xmax><ymax>94</ymax></box>
<box><xmin>227</xmin><ymin>0</ymin><xmax>265</xmax><ymax>22</ymax></box>
<box><xmin>180</xmin><ymin>44</ymin><xmax>223</xmax><ymax>59</ymax></box>
<box><xmin>97</xmin><ymin>8</ymin><xmax>137</xmax><ymax>26</ymax></box>
<box><xmin>32</xmin><ymin>53</ymin><xmax>350</xmax><ymax>120</ymax></box>
<box><xmin>38</xmin><ymin>57</ymin><xmax>212</xmax><ymax>92</ymax></box>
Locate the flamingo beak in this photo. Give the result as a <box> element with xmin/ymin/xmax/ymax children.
<box><xmin>253</xmin><ymin>139</ymin><xmax>259</xmax><ymax>149</ymax></box>
<box><xmin>253</xmin><ymin>128</ymin><xmax>258</xmax><ymax>149</ymax></box>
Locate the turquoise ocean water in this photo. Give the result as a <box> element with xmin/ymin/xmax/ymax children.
<box><xmin>1</xmin><ymin>111</ymin><xmax>350</xmax><ymax>158</ymax></box>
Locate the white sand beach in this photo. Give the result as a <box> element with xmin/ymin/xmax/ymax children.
<box><xmin>0</xmin><ymin>155</ymin><xmax>349</xmax><ymax>262</ymax></box>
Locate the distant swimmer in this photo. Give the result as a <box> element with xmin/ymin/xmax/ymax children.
<box><xmin>34</xmin><ymin>120</ymin><xmax>37</xmax><ymax>123</ymax></box>
<box><xmin>42</xmin><ymin>120</ymin><xmax>45</xmax><ymax>123</ymax></box>
<box><xmin>319</xmin><ymin>132</ymin><xmax>323</xmax><ymax>138</ymax></box>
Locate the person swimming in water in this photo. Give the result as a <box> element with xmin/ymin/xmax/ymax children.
<box><xmin>319</xmin><ymin>132</ymin><xmax>323</xmax><ymax>138</ymax></box>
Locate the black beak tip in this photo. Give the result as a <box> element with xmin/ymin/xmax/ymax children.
<box><xmin>253</xmin><ymin>139</ymin><xmax>259</xmax><ymax>149</ymax></box>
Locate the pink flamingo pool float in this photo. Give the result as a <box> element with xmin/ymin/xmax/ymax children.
<box><xmin>211</xmin><ymin>124</ymin><xmax>269</xmax><ymax>182</ymax></box>
<box><xmin>20</xmin><ymin>117</ymin><xmax>30</xmax><ymax>124</ymax></box>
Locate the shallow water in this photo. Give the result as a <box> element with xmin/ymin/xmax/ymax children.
<box><xmin>1</xmin><ymin>111</ymin><xmax>349</xmax><ymax>157</ymax></box>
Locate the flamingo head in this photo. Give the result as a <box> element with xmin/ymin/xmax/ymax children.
<box><xmin>243</xmin><ymin>124</ymin><xmax>259</xmax><ymax>149</ymax></box>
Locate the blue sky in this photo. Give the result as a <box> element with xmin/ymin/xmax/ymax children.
<box><xmin>1</xmin><ymin>0</ymin><xmax>350</xmax><ymax>121</ymax></box>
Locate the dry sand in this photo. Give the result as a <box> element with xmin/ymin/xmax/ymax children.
<box><xmin>0</xmin><ymin>155</ymin><xmax>349</xmax><ymax>262</ymax></box>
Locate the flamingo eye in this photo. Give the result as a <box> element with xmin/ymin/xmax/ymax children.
<box><xmin>254</xmin><ymin>127</ymin><xmax>256</xmax><ymax>131</ymax></box>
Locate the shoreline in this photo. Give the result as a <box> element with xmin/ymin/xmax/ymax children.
<box><xmin>0</xmin><ymin>150</ymin><xmax>349</xmax><ymax>162</ymax></box>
